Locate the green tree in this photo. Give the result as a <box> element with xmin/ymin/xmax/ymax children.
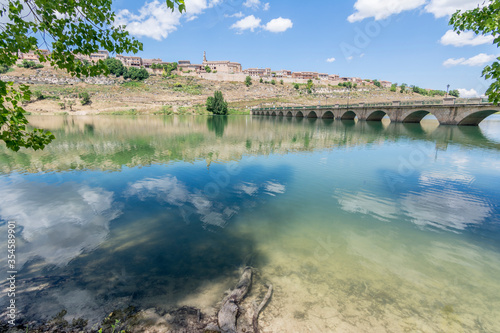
<box><xmin>271</xmin><ymin>79</ymin><xmax>276</xmax><ymax>85</ymax></box>
<box><xmin>390</xmin><ymin>83</ymin><xmax>397</xmax><ymax>92</ymax></box>
<box><xmin>206</xmin><ymin>91</ymin><xmax>228</xmax><ymax>115</ymax></box>
<box><xmin>205</xmin><ymin>65</ymin><xmax>212</xmax><ymax>73</ymax></box>
<box><xmin>294</xmin><ymin>83</ymin><xmax>299</xmax><ymax>90</ymax></box>
<box><xmin>280</xmin><ymin>79</ymin><xmax>284</xmax><ymax>85</ymax></box>
<box><xmin>104</xmin><ymin>58</ymin><xmax>126</xmax><ymax>76</ymax></box>
<box><xmin>79</xmin><ymin>92</ymin><xmax>91</xmax><ymax>105</ymax></box>
<box><xmin>449</xmin><ymin>89</ymin><xmax>460</xmax><ymax>98</ymax></box>
<box><xmin>0</xmin><ymin>0</ymin><xmax>185</xmax><ymax>151</ymax></box>
<box><xmin>450</xmin><ymin>3</ymin><xmax>500</xmax><ymax>103</ymax></box>
<box><xmin>400</xmin><ymin>83</ymin><xmax>407</xmax><ymax>93</ymax></box>
<box><xmin>0</xmin><ymin>64</ymin><xmax>10</xmax><ymax>74</ymax></box>
<box><xmin>123</xmin><ymin>67</ymin><xmax>149</xmax><ymax>81</ymax></box>
<box><xmin>245</xmin><ymin>76</ymin><xmax>252</xmax><ymax>87</ymax></box>
<box><xmin>260</xmin><ymin>78</ymin><xmax>264</xmax><ymax>83</ymax></box>
<box><xmin>373</xmin><ymin>79</ymin><xmax>382</xmax><ymax>88</ymax></box>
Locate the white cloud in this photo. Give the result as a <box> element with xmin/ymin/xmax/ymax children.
<box><xmin>263</xmin><ymin>17</ymin><xmax>293</xmax><ymax>33</ymax></box>
<box><xmin>424</xmin><ymin>0</ymin><xmax>486</xmax><ymax>18</ymax></box>
<box><xmin>348</xmin><ymin>0</ymin><xmax>484</xmax><ymax>22</ymax></box>
<box><xmin>443</xmin><ymin>53</ymin><xmax>498</xmax><ymax>67</ymax></box>
<box><xmin>243</xmin><ymin>0</ymin><xmax>261</xmax><ymax>9</ymax></box>
<box><xmin>348</xmin><ymin>0</ymin><xmax>426</xmax><ymax>22</ymax></box>
<box><xmin>231</xmin><ymin>15</ymin><xmax>262</xmax><ymax>32</ymax></box>
<box><xmin>116</xmin><ymin>0</ymin><xmax>221</xmax><ymax>40</ymax></box>
<box><xmin>263</xmin><ymin>2</ymin><xmax>270</xmax><ymax>11</ymax></box>
<box><xmin>0</xmin><ymin>180</ymin><xmax>121</xmax><ymax>268</ymax></box>
<box><xmin>326</xmin><ymin>57</ymin><xmax>336</xmax><ymax>63</ymax></box>
<box><xmin>440</xmin><ymin>30</ymin><xmax>494</xmax><ymax>46</ymax></box>
<box><xmin>224</xmin><ymin>11</ymin><xmax>244</xmax><ymax>18</ymax></box>
<box><xmin>457</xmin><ymin>88</ymin><xmax>480</xmax><ymax>98</ymax></box>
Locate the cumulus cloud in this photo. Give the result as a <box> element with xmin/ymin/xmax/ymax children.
<box><xmin>326</xmin><ymin>57</ymin><xmax>336</xmax><ymax>63</ymax></box>
<box><xmin>263</xmin><ymin>17</ymin><xmax>293</xmax><ymax>32</ymax></box>
<box><xmin>243</xmin><ymin>0</ymin><xmax>261</xmax><ymax>9</ymax></box>
<box><xmin>231</xmin><ymin>15</ymin><xmax>293</xmax><ymax>33</ymax></box>
<box><xmin>443</xmin><ymin>53</ymin><xmax>498</xmax><ymax>67</ymax></box>
<box><xmin>457</xmin><ymin>88</ymin><xmax>479</xmax><ymax>98</ymax></box>
<box><xmin>231</xmin><ymin>15</ymin><xmax>262</xmax><ymax>32</ymax></box>
<box><xmin>0</xmin><ymin>180</ymin><xmax>121</xmax><ymax>268</ymax></box>
<box><xmin>116</xmin><ymin>0</ymin><xmax>221</xmax><ymax>40</ymax></box>
<box><xmin>348</xmin><ymin>0</ymin><xmax>484</xmax><ymax>22</ymax></box>
<box><xmin>440</xmin><ymin>30</ymin><xmax>494</xmax><ymax>46</ymax></box>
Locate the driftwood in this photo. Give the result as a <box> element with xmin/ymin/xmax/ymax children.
<box><xmin>218</xmin><ymin>267</ymin><xmax>253</xmax><ymax>333</ymax></box>
<box><xmin>252</xmin><ymin>284</ymin><xmax>273</xmax><ymax>333</ymax></box>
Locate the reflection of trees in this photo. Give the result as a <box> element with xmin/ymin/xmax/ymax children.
<box><xmin>207</xmin><ymin>116</ymin><xmax>228</xmax><ymax>138</ymax></box>
<box><xmin>0</xmin><ymin>116</ymin><xmax>498</xmax><ymax>173</ymax></box>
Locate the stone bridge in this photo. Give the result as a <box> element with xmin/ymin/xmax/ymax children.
<box><xmin>251</xmin><ymin>99</ymin><xmax>500</xmax><ymax>126</ymax></box>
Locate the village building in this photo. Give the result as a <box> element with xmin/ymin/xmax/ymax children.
<box><xmin>329</xmin><ymin>74</ymin><xmax>340</xmax><ymax>81</ymax></box>
<box><xmin>116</xmin><ymin>55</ymin><xmax>142</xmax><ymax>67</ymax></box>
<box><xmin>142</xmin><ymin>58</ymin><xmax>164</xmax><ymax>68</ymax></box>
<box><xmin>243</xmin><ymin>67</ymin><xmax>272</xmax><ymax>77</ymax></box>
<box><xmin>318</xmin><ymin>73</ymin><xmax>329</xmax><ymax>80</ymax></box>
<box><xmin>202</xmin><ymin>52</ymin><xmax>242</xmax><ymax>74</ymax></box>
<box><xmin>178</xmin><ymin>60</ymin><xmax>203</xmax><ymax>72</ymax></box>
<box><xmin>292</xmin><ymin>72</ymin><xmax>319</xmax><ymax>80</ymax></box>
<box><xmin>275</xmin><ymin>70</ymin><xmax>292</xmax><ymax>78</ymax></box>
<box><xmin>380</xmin><ymin>80</ymin><xmax>392</xmax><ymax>88</ymax></box>
<box><xmin>18</xmin><ymin>49</ymin><xmax>50</xmax><ymax>61</ymax></box>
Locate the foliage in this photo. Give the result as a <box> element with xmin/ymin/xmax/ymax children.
<box><xmin>373</xmin><ymin>79</ymin><xmax>382</xmax><ymax>88</ymax></box>
<box><xmin>271</xmin><ymin>79</ymin><xmax>276</xmax><ymax>85</ymax></box>
<box><xmin>17</xmin><ymin>60</ymin><xmax>43</xmax><ymax>69</ymax></box>
<box><xmin>450</xmin><ymin>3</ymin><xmax>500</xmax><ymax>103</ymax></box>
<box><xmin>206</xmin><ymin>90</ymin><xmax>228</xmax><ymax>115</ymax></box>
<box><xmin>245</xmin><ymin>76</ymin><xmax>252</xmax><ymax>87</ymax></box>
<box><xmin>158</xmin><ymin>62</ymin><xmax>178</xmax><ymax>78</ymax></box>
<box><xmin>104</xmin><ymin>58</ymin><xmax>126</xmax><ymax>76</ymax></box>
<box><xmin>449</xmin><ymin>89</ymin><xmax>460</xmax><ymax>97</ymax></box>
<box><xmin>390</xmin><ymin>83</ymin><xmax>397</xmax><ymax>92</ymax></box>
<box><xmin>339</xmin><ymin>81</ymin><xmax>353</xmax><ymax>89</ymax></box>
<box><xmin>0</xmin><ymin>0</ymin><xmax>184</xmax><ymax>151</ymax></box>
<box><xmin>205</xmin><ymin>65</ymin><xmax>212</xmax><ymax>73</ymax></box>
<box><xmin>280</xmin><ymin>79</ymin><xmax>284</xmax><ymax>85</ymax></box>
<box><xmin>260</xmin><ymin>78</ymin><xmax>263</xmax><ymax>83</ymax></box>
<box><xmin>123</xmin><ymin>67</ymin><xmax>149</xmax><ymax>81</ymax></box>
<box><xmin>79</xmin><ymin>92</ymin><xmax>91</xmax><ymax>105</ymax></box>
<box><xmin>411</xmin><ymin>85</ymin><xmax>448</xmax><ymax>97</ymax></box>
<box><xmin>0</xmin><ymin>64</ymin><xmax>10</xmax><ymax>73</ymax></box>
<box><xmin>58</xmin><ymin>102</ymin><xmax>66</xmax><ymax>110</ymax></box>
<box><xmin>294</xmin><ymin>83</ymin><xmax>299</xmax><ymax>90</ymax></box>
<box><xmin>67</xmin><ymin>100</ymin><xmax>75</xmax><ymax>111</ymax></box>
<box><xmin>400</xmin><ymin>83</ymin><xmax>407</xmax><ymax>93</ymax></box>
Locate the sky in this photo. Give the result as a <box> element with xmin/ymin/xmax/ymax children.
<box><xmin>111</xmin><ymin>0</ymin><xmax>499</xmax><ymax>97</ymax></box>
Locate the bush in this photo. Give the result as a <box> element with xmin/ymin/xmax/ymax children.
<box><xmin>18</xmin><ymin>60</ymin><xmax>43</xmax><ymax>69</ymax></box>
<box><xmin>205</xmin><ymin>65</ymin><xmax>212</xmax><ymax>73</ymax></box>
<box><xmin>104</xmin><ymin>58</ymin><xmax>126</xmax><ymax>76</ymax></box>
<box><xmin>259</xmin><ymin>78</ymin><xmax>263</xmax><ymax>83</ymax></box>
<box><xmin>206</xmin><ymin>90</ymin><xmax>228</xmax><ymax>115</ymax></box>
<box><xmin>245</xmin><ymin>76</ymin><xmax>252</xmax><ymax>87</ymax></box>
<box><xmin>0</xmin><ymin>64</ymin><xmax>10</xmax><ymax>74</ymax></box>
<box><xmin>79</xmin><ymin>92</ymin><xmax>91</xmax><ymax>105</ymax></box>
<box><xmin>123</xmin><ymin>67</ymin><xmax>149</xmax><ymax>81</ymax></box>
<box><xmin>271</xmin><ymin>79</ymin><xmax>276</xmax><ymax>85</ymax></box>
<box><xmin>280</xmin><ymin>79</ymin><xmax>284</xmax><ymax>85</ymax></box>
<box><xmin>33</xmin><ymin>91</ymin><xmax>44</xmax><ymax>100</ymax></box>
<box><xmin>294</xmin><ymin>83</ymin><xmax>299</xmax><ymax>90</ymax></box>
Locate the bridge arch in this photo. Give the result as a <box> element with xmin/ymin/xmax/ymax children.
<box><xmin>322</xmin><ymin>111</ymin><xmax>334</xmax><ymax>119</ymax></box>
<box><xmin>271</xmin><ymin>111</ymin><xmax>277</xmax><ymax>116</ymax></box>
<box><xmin>366</xmin><ymin>110</ymin><xmax>388</xmax><ymax>121</ymax></box>
<box><xmin>296</xmin><ymin>111</ymin><xmax>304</xmax><ymax>118</ymax></box>
<box><xmin>458</xmin><ymin>109</ymin><xmax>498</xmax><ymax>126</ymax></box>
<box><xmin>306</xmin><ymin>111</ymin><xmax>318</xmax><ymax>118</ymax></box>
<box><xmin>286</xmin><ymin>111</ymin><xmax>293</xmax><ymax>117</ymax></box>
<box><xmin>278</xmin><ymin>111</ymin><xmax>284</xmax><ymax>117</ymax></box>
<box><xmin>341</xmin><ymin>110</ymin><xmax>357</xmax><ymax>120</ymax></box>
<box><xmin>402</xmin><ymin>110</ymin><xmax>433</xmax><ymax>123</ymax></box>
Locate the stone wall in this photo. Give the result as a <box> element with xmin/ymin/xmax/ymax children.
<box><xmin>0</xmin><ymin>72</ymin><xmax>116</xmax><ymax>85</ymax></box>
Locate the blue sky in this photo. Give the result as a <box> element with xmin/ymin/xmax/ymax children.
<box><xmin>111</xmin><ymin>0</ymin><xmax>498</xmax><ymax>96</ymax></box>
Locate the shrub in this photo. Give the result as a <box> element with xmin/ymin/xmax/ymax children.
<box><xmin>206</xmin><ymin>90</ymin><xmax>228</xmax><ymax>115</ymax></box>
<box><xmin>79</xmin><ymin>92</ymin><xmax>91</xmax><ymax>105</ymax></box>
<box><xmin>123</xmin><ymin>67</ymin><xmax>149</xmax><ymax>81</ymax></box>
<box><xmin>271</xmin><ymin>79</ymin><xmax>276</xmax><ymax>85</ymax></box>
<box><xmin>245</xmin><ymin>76</ymin><xmax>252</xmax><ymax>87</ymax></box>
<box><xmin>259</xmin><ymin>78</ymin><xmax>263</xmax><ymax>83</ymax></box>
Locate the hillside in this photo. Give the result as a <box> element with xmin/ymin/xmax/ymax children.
<box><xmin>2</xmin><ymin>66</ymin><xmax>445</xmax><ymax>115</ymax></box>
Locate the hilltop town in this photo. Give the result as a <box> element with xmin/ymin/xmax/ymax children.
<box><xmin>3</xmin><ymin>49</ymin><xmax>453</xmax><ymax>115</ymax></box>
<box><xmin>17</xmin><ymin>49</ymin><xmax>393</xmax><ymax>87</ymax></box>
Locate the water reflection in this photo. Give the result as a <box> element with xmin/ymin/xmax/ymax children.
<box><xmin>0</xmin><ymin>115</ymin><xmax>499</xmax><ymax>331</ymax></box>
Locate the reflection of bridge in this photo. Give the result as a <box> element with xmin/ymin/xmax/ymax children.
<box><xmin>251</xmin><ymin>99</ymin><xmax>500</xmax><ymax>126</ymax></box>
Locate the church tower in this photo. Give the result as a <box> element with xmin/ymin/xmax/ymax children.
<box><xmin>203</xmin><ymin>51</ymin><xmax>207</xmax><ymax>63</ymax></box>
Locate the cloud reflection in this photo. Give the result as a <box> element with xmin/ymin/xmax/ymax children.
<box><xmin>0</xmin><ymin>179</ymin><xmax>121</xmax><ymax>268</ymax></box>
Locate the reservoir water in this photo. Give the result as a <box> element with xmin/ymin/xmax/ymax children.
<box><xmin>1</xmin><ymin>115</ymin><xmax>499</xmax><ymax>332</ymax></box>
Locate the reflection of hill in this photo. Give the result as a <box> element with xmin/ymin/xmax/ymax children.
<box><xmin>0</xmin><ymin>115</ymin><xmax>499</xmax><ymax>174</ymax></box>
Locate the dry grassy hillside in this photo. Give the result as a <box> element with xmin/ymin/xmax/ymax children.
<box><xmin>3</xmin><ymin>65</ymin><xmax>443</xmax><ymax>115</ymax></box>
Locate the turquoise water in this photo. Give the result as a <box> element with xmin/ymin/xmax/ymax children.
<box><xmin>1</xmin><ymin>115</ymin><xmax>500</xmax><ymax>332</ymax></box>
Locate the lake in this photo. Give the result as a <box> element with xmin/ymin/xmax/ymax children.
<box><xmin>1</xmin><ymin>115</ymin><xmax>499</xmax><ymax>332</ymax></box>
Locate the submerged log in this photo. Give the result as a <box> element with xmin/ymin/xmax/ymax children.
<box><xmin>252</xmin><ymin>284</ymin><xmax>273</xmax><ymax>333</ymax></box>
<box><xmin>218</xmin><ymin>267</ymin><xmax>253</xmax><ymax>333</ymax></box>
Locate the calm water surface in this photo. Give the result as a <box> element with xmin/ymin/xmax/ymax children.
<box><xmin>1</xmin><ymin>115</ymin><xmax>500</xmax><ymax>332</ymax></box>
